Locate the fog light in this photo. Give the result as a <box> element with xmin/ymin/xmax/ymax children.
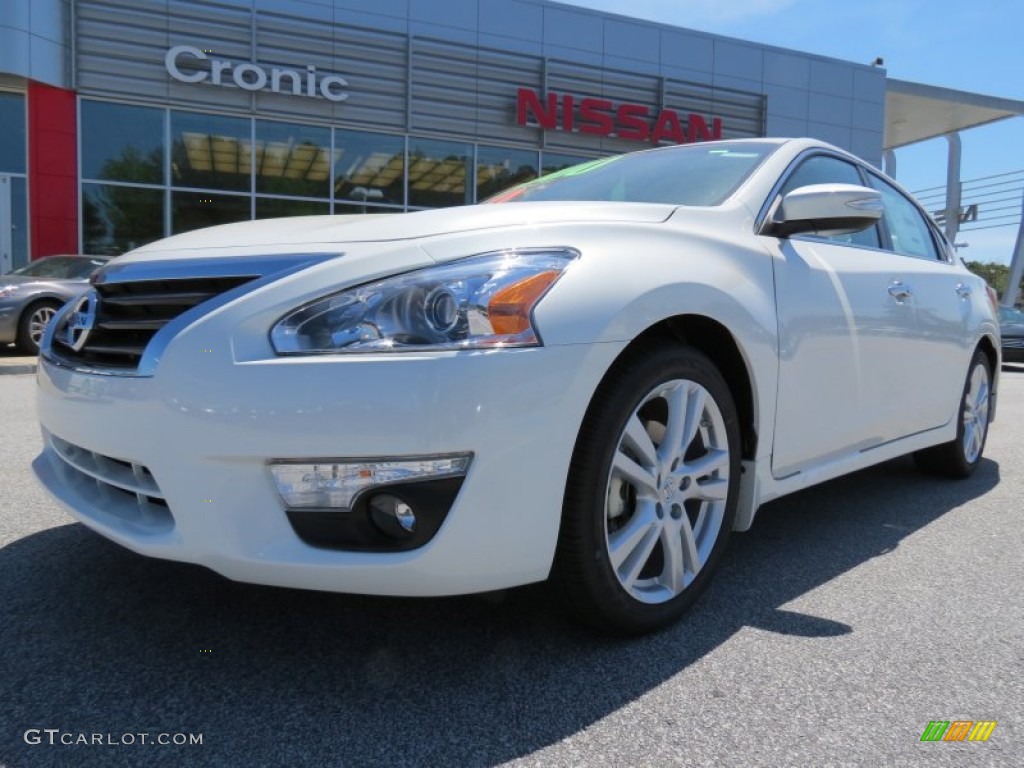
<box><xmin>268</xmin><ymin>453</ymin><xmax>471</xmax><ymax>510</ymax></box>
<box><xmin>369</xmin><ymin>494</ymin><xmax>416</xmax><ymax>537</ymax></box>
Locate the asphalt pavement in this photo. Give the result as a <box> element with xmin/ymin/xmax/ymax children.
<box><xmin>1</xmin><ymin>367</ymin><xmax>1022</xmax><ymax>767</ymax></box>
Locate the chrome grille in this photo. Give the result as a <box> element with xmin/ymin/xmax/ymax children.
<box><xmin>45</xmin><ymin>431</ymin><xmax>174</xmax><ymax>533</ymax></box>
<box><xmin>51</xmin><ymin>276</ymin><xmax>256</xmax><ymax>370</ymax></box>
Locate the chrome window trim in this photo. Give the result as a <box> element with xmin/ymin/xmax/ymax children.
<box><xmin>779</xmin><ymin>233</ymin><xmax>900</xmax><ymax>257</ymax></box>
<box><xmin>41</xmin><ymin>253</ymin><xmax>339</xmax><ymax>377</ymax></box>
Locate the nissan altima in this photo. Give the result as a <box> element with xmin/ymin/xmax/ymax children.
<box><xmin>34</xmin><ymin>138</ymin><xmax>1000</xmax><ymax>634</ymax></box>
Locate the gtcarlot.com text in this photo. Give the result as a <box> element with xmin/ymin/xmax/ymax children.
<box><xmin>23</xmin><ymin>729</ymin><xmax>203</xmax><ymax>747</ymax></box>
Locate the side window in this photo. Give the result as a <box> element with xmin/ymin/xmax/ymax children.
<box><xmin>779</xmin><ymin>155</ymin><xmax>880</xmax><ymax>248</ymax></box>
<box><xmin>867</xmin><ymin>174</ymin><xmax>942</xmax><ymax>260</ymax></box>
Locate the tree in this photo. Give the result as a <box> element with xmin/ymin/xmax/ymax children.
<box><xmin>964</xmin><ymin>261</ymin><xmax>1023</xmax><ymax>303</ymax></box>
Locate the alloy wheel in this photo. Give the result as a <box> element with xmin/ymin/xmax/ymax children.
<box><xmin>603</xmin><ymin>378</ymin><xmax>730</xmax><ymax>604</ymax></box>
<box><xmin>961</xmin><ymin>362</ymin><xmax>990</xmax><ymax>464</ymax></box>
<box><xmin>29</xmin><ymin>305</ymin><xmax>59</xmax><ymax>349</ymax></box>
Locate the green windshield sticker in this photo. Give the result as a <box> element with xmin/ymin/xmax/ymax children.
<box><xmin>494</xmin><ymin>155</ymin><xmax>622</xmax><ymax>199</ymax></box>
<box><xmin>546</xmin><ymin>155</ymin><xmax>620</xmax><ymax>179</ymax></box>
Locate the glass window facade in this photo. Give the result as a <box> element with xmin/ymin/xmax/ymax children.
<box><xmin>77</xmin><ymin>99</ymin><xmax>601</xmax><ymax>255</ymax></box>
<box><xmin>334</xmin><ymin>202</ymin><xmax>405</xmax><ymax>215</ymax></box>
<box><xmin>477</xmin><ymin>145</ymin><xmax>538</xmax><ymax>201</ymax></box>
<box><xmin>255</xmin><ymin>120</ymin><xmax>331</xmax><ymax>199</ymax></box>
<box><xmin>541</xmin><ymin>152</ymin><xmax>593</xmax><ymax>176</ymax></box>
<box><xmin>172</xmin><ymin>191</ymin><xmax>251</xmax><ymax>234</ymax></box>
<box><xmin>0</xmin><ymin>92</ymin><xmax>28</xmax><ymax>269</ymax></box>
<box><xmin>81</xmin><ymin>101</ymin><xmax>164</xmax><ymax>184</ymax></box>
<box><xmin>171</xmin><ymin>111</ymin><xmax>252</xmax><ymax>193</ymax></box>
<box><xmin>334</xmin><ymin>129</ymin><xmax>405</xmax><ymax>208</ymax></box>
<box><xmin>0</xmin><ymin>93</ymin><xmax>27</xmax><ymax>174</ymax></box>
<box><xmin>408</xmin><ymin>137</ymin><xmax>472</xmax><ymax>209</ymax></box>
<box><xmin>8</xmin><ymin>177</ymin><xmax>28</xmax><ymax>269</ymax></box>
<box><xmin>82</xmin><ymin>183</ymin><xmax>164</xmax><ymax>255</ymax></box>
<box><xmin>256</xmin><ymin>198</ymin><xmax>330</xmax><ymax>219</ymax></box>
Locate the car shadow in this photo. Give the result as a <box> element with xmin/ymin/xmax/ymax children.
<box><xmin>0</xmin><ymin>343</ymin><xmax>34</xmax><ymax>358</ymax></box>
<box><xmin>0</xmin><ymin>456</ymin><xmax>999</xmax><ymax>767</ymax></box>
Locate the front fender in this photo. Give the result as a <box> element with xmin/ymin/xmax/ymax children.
<box><xmin>533</xmin><ymin>233</ymin><xmax>779</xmax><ymax>463</ymax></box>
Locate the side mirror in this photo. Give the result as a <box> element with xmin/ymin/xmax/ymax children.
<box><xmin>767</xmin><ymin>183</ymin><xmax>883</xmax><ymax>238</ymax></box>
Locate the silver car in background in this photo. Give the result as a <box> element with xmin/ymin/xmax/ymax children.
<box><xmin>0</xmin><ymin>255</ymin><xmax>111</xmax><ymax>354</ymax></box>
<box><xmin>1000</xmin><ymin>306</ymin><xmax>1024</xmax><ymax>364</ymax></box>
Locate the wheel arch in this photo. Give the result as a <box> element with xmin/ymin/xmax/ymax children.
<box><xmin>19</xmin><ymin>293</ymin><xmax>67</xmax><ymax>313</ymax></box>
<box><xmin>977</xmin><ymin>333</ymin><xmax>998</xmax><ymax>374</ymax></box>
<box><xmin>976</xmin><ymin>333</ymin><xmax>999</xmax><ymax>421</ymax></box>
<box><xmin>611</xmin><ymin>315</ymin><xmax>759</xmax><ymax>461</ymax></box>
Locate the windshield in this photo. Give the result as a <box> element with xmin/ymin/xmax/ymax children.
<box><xmin>1000</xmin><ymin>306</ymin><xmax>1024</xmax><ymax>323</ymax></box>
<box><xmin>487</xmin><ymin>142</ymin><xmax>777</xmax><ymax>207</ymax></box>
<box><xmin>10</xmin><ymin>256</ymin><xmax>107</xmax><ymax>279</ymax></box>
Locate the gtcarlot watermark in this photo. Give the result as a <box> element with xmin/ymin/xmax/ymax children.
<box><xmin>24</xmin><ymin>729</ymin><xmax>203</xmax><ymax>747</ymax></box>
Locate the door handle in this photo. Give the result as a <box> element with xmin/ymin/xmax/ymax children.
<box><xmin>888</xmin><ymin>281</ymin><xmax>912</xmax><ymax>301</ymax></box>
<box><xmin>956</xmin><ymin>283</ymin><xmax>972</xmax><ymax>299</ymax></box>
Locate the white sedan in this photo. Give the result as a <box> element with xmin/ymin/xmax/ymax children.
<box><xmin>35</xmin><ymin>138</ymin><xmax>999</xmax><ymax>634</ymax></box>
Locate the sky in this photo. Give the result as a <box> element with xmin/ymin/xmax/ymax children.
<box><xmin>560</xmin><ymin>0</ymin><xmax>1024</xmax><ymax>264</ymax></box>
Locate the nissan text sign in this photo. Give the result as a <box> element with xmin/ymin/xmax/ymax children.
<box><xmin>165</xmin><ymin>45</ymin><xmax>349</xmax><ymax>102</ymax></box>
<box><xmin>516</xmin><ymin>87</ymin><xmax>722</xmax><ymax>145</ymax></box>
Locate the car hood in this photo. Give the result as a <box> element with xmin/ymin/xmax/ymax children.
<box><xmin>120</xmin><ymin>202</ymin><xmax>677</xmax><ymax>262</ymax></box>
<box><xmin>0</xmin><ymin>275</ymin><xmax>85</xmax><ymax>288</ymax></box>
<box><xmin>1001</xmin><ymin>322</ymin><xmax>1024</xmax><ymax>336</ymax></box>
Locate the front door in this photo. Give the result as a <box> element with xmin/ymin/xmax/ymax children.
<box><xmin>770</xmin><ymin>238</ymin><xmax>921</xmax><ymax>477</ymax></box>
<box><xmin>762</xmin><ymin>152</ymin><xmax>924</xmax><ymax>478</ymax></box>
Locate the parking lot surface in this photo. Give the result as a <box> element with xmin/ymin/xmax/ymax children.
<box><xmin>0</xmin><ymin>345</ymin><xmax>37</xmax><ymax>376</ymax></box>
<box><xmin>2</xmin><ymin>367</ymin><xmax>1022</xmax><ymax>767</ymax></box>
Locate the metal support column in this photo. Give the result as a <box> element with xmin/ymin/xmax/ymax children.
<box><xmin>883</xmin><ymin>149</ymin><xmax>897</xmax><ymax>178</ymax></box>
<box><xmin>944</xmin><ymin>132</ymin><xmax>962</xmax><ymax>244</ymax></box>
<box><xmin>1003</xmin><ymin>191</ymin><xmax>1024</xmax><ymax>307</ymax></box>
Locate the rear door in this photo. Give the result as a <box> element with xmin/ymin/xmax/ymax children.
<box><xmin>864</xmin><ymin>171</ymin><xmax>972</xmax><ymax>432</ymax></box>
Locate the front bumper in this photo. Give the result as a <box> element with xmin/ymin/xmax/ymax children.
<box><xmin>35</xmin><ymin>339</ymin><xmax>624</xmax><ymax>596</ymax></box>
<box><xmin>0</xmin><ymin>301</ymin><xmax>20</xmax><ymax>343</ymax></box>
<box><xmin>1002</xmin><ymin>338</ymin><xmax>1024</xmax><ymax>364</ymax></box>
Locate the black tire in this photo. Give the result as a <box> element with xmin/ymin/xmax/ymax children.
<box><xmin>913</xmin><ymin>349</ymin><xmax>992</xmax><ymax>478</ymax></box>
<box><xmin>553</xmin><ymin>343</ymin><xmax>741</xmax><ymax>635</ymax></box>
<box><xmin>15</xmin><ymin>299</ymin><xmax>63</xmax><ymax>355</ymax></box>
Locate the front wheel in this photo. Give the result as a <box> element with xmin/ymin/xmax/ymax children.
<box><xmin>16</xmin><ymin>300</ymin><xmax>63</xmax><ymax>355</ymax></box>
<box><xmin>913</xmin><ymin>350</ymin><xmax>992</xmax><ymax>478</ymax></box>
<box><xmin>554</xmin><ymin>344</ymin><xmax>741</xmax><ymax>635</ymax></box>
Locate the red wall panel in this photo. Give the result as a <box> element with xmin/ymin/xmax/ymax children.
<box><xmin>28</xmin><ymin>82</ymin><xmax>78</xmax><ymax>259</ymax></box>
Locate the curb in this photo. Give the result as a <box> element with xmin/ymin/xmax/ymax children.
<box><xmin>0</xmin><ymin>363</ymin><xmax>38</xmax><ymax>375</ymax></box>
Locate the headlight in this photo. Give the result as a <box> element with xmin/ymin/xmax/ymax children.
<box><xmin>0</xmin><ymin>285</ymin><xmax>18</xmax><ymax>299</ymax></box>
<box><xmin>270</xmin><ymin>248</ymin><xmax>578</xmax><ymax>354</ymax></box>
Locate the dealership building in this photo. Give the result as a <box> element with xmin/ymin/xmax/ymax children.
<box><xmin>2</xmin><ymin>0</ymin><xmax>1023</xmax><ymax>280</ymax></box>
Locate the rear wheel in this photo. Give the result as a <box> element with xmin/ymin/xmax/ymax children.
<box><xmin>16</xmin><ymin>300</ymin><xmax>62</xmax><ymax>355</ymax></box>
<box><xmin>554</xmin><ymin>344</ymin><xmax>740</xmax><ymax>635</ymax></box>
<box><xmin>913</xmin><ymin>350</ymin><xmax>992</xmax><ymax>478</ymax></box>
